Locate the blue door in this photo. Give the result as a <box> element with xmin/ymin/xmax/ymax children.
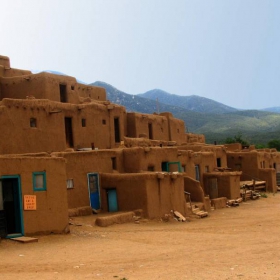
<box><xmin>87</xmin><ymin>173</ymin><xmax>100</xmax><ymax>210</ymax></box>
<box><xmin>107</xmin><ymin>189</ymin><xmax>118</xmax><ymax>212</ymax></box>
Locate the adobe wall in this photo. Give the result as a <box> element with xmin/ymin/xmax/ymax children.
<box><xmin>0</xmin><ymin>98</ymin><xmax>126</xmax><ymax>154</ymax></box>
<box><xmin>127</xmin><ymin>112</ymin><xmax>169</xmax><ymax>141</ymax></box>
<box><xmin>52</xmin><ymin>150</ymin><xmax>124</xmax><ymax>209</ymax></box>
<box><xmin>0</xmin><ymin>99</ymin><xmax>66</xmax><ymax>154</ymax></box>
<box><xmin>0</xmin><ymin>72</ymin><xmax>106</xmax><ymax>103</ymax></box>
<box><xmin>258</xmin><ymin>169</ymin><xmax>277</xmax><ymax>192</ymax></box>
<box><xmin>185</xmin><ymin>133</ymin><xmax>205</xmax><ymax>144</ymax></box>
<box><xmin>160</xmin><ymin>112</ymin><xmax>186</xmax><ymax>144</ymax></box>
<box><xmin>183</xmin><ymin>176</ymin><xmax>205</xmax><ymax>202</ymax></box>
<box><xmin>0</xmin><ymin>56</ymin><xmax>10</xmax><ymax>68</ymax></box>
<box><xmin>101</xmin><ymin>173</ymin><xmax>186</xmax><ymax>218</ymax></box>
<box><xmin>146</xmin><ymin>174</ymin><xmax>185</xmax><ymax>218</ymax></box>
<box><xmin>224</xmin><ymin>143</ymin><xmax>242</xmax><ymax>151</ymax></box>
<box><xmin>123</xmin><ymin>147</ymin><xmax>184</xmax><ymax>173</ymax></box>
<box><xmin>0</xmin><ymin>156</ymin><xmax>68</xmax><ymax>235</ymax></box>
<box><xmin>203</xmin><ymin>172</ymin><xmax>241</xmax><ymax>199</ymax></box>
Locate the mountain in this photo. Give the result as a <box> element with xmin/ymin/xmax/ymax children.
<box><xmin>262</xmin><ymin>107</ymin><xmax>280</xmax><ymax>113</ymax></box>
<box><xmin>138</xmin><ymin>89</ymin><xmax>238</xmax><ymax>114</ymax></box>
<box><xmin>91</xmin><ymin>81</ymin><xmax>280</xmax><ymax>145</ymax></box>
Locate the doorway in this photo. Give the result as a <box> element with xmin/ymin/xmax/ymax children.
<box><xmin>0</xmin><ymin>176</ymin><xmax>24</xmax><ymax>238</ymax></box>
<box><xmin>87</xmin><ymin>173</ymin><xmax>100</xmax><ymax>210</ymax></box>
<box><xmin>107</xmin><ymin>189</ymin><xmax>118</xmax><ymax>212</ymax></box>
<box><xmin>114</xmin><ymin>117</ymin><xmax>120</xmax><ymax>143</ymax></box>
<box><xmin>65</xmin><ymin>117</ymin><xmax>74</xmax><ymax>148</ymax></box>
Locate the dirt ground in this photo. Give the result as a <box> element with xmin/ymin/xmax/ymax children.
<box><xmin>1</xmin><ymin>194</ymin><xmax>280</xmax><ymax>280</ymax></box>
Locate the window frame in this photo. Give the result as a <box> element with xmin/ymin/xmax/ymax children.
<box><xmin>32</xmin><ymin>171</ymin><xmax>47</xmax><ymax>191</ymax></box>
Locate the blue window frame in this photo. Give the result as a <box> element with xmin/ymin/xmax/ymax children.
<box><xmin>33</xmin><ymin>172</ymin><xmax>46</xmax><ymax>191</ymax></box>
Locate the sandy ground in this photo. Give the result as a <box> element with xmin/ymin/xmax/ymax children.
<box><xmin>1</xmin><ymin>194</ymin><xmax>280</xmax><ymax>280</ymax></box>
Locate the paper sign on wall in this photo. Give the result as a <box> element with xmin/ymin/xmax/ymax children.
<box><xmin>24</xmin><ymin>195</ymin><xmax>37</xmax><ymax>210</ymax></box>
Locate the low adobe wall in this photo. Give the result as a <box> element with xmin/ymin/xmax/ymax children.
<box><xmin>101</xmin><ymin>173</ymin><xmax>186</xmax><ymax>218</ymax></box>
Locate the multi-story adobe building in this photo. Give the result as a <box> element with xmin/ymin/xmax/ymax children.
<box><xmin>0</xmin><ymin>55</ymin><xmax>279</xmax><ymax>237</ymax></box>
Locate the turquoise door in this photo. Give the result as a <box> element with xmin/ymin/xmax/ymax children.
<box><xmin>107</xmin><ymin>189</ymin><xmax>118</xmax><ymax>212</ymax></box>
<box><xmin>87</xmin><ymin>173</ymin><xmax>100</xmax><ymax>210</ymax></box>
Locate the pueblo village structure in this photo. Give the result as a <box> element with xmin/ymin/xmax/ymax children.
<box><xmin>0</xmin><ymin>55</ymin><xmax>280</xmax><ymax>238</ymax></box>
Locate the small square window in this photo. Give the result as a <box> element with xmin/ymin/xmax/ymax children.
<box><xmin>67</xmin><ymin>179</ymin><xmax>74</xmax><ymax>189</ymax></box>
<box><xmin>102</xmin><ymin>119</ymin><xmax>106</xmax><ymax>125</ymax></box>
<box><xmin>71</xmin><ymin>85</ymin><xmax>75</xmax><ymax>90</ymax></box>
<box><xmin>82</xmin><ymin>118</ymin><xmax>86</xmax><ymax>127</ymax></box>
<box><xmin>30</xmin><ymin>118</ymin><xmax>37</xmax><ymax>128</ymax></box>
<box><xmin>33</xmin><ymin>172</ymin><xmax>46</xmax><ymax>191</ymax></box>
<box><xmin>148</xmin><ymin>165</ymin><xmax>155</xmax><ymax>171</ymax></box>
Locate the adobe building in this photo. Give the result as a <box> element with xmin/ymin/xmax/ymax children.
<box><xmin>0</xmin><ymin>54</ymin><xmax>280</xmax><ymax>237</ymax></box>
<box><xmin>0</xmin><ymin>154</ymin><xmax>69</xmax><ymax>237</ymax></box>
<box><xmin>226</xmin><ymin>144</ymin><xmax>280</xmax><ymax>193</ymax></box>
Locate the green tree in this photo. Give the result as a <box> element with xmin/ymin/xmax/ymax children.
<box><xmin>224</xmin><ymin>133</ymin><xmax>249</xmax><ymax>146</ymax></box>
<box><xmin>267</xmin><ymin>139</ymin><xmax>280</xmax><ymax>151</ymax></box>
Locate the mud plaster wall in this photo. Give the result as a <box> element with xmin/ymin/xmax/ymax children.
<box><xmin>0</xmin><ymin>99</ymin><xmax>66</xmax><ymax>154</ymax></box>
<box><xmin>0</xmin><ymin>157</ymin><xmax>68</xmax><ymax>235</ymax></box>
<box><xmin>0</xmin><ymin>56</ymin><xmax>10</xmax><ymax>68</ymax></box>
<box><xmin>52</xmin><ymin>150</ymin><xmax>124</xmax><ymax>209</ymax></box>
<box><xmin>126</xmin><ymin>113</ymin><xmax>169</xmax><ymax>141</ymax></box>
<box><xmin>100</xmin><ymin>173</ymin><xmax>148</xmax><ymax>214</ymax></box>
<box><xmin>146</xmin><ymin>174</ymin><xmax>185</xmax><ymax>218</ymax></box>
<box><xmin>167</xmin><ymin>117</ymin><xmax>186</xmax><ymax>144</ymax></box>
<box><xmin>107</xmin><ymin>105</ymin><xmax>127</xmax><ymax>148</ymax></box>
<box><xmin>123</xmin><ymin>147</ymin><xmax>183</xmax><ymax>173</ymax></box>
<box><xmin>0</xmin><ymin>73</ymin><xmax>106</xmax><ymax>103</ymax></box>
<box><xmin>185</xmin><ymin>133</ymin><xmax>205</xmax><ymax>144</ymax></box>
<box><xmin>183</xmin><ymin>176</ymin><xmax>205</xmax><ymax>202</ymax></box>
<box><xmin>224</xmin><ymin>143</ymin><xmax>242</xmax><ymax>151</ymax></box>
<box><xmin>0</xmin><ymin>99</ymin><xmax>126</xmax><ymax>154</ymax></box>
<box><xmin>259</xmin><ymin>169</ymin><xmax>277</xmax><ymax>192</ymax></box>
<box><xmin>216</xmin><ymin>174</ymin><xmax>240</xmax><ymax>199</ymax></box>
<box><xmin>227</xmin><ymin>152</ymin><xmax>259</xmax><ymax>179</ymax></box>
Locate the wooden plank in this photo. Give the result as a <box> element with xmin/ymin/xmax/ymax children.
<box><xmin>11</xmin><ymin>236</ymin><xmax>38</xmax><ymax>243</ymax></box>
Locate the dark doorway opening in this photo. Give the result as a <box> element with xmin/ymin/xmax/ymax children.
<box><xmin>148</xmin><ymin>123</ymin><xmax>153</xmax><ymax>139</ymax></box>
<box><xmin>65</xmin><ymin>117</ymin><xmax>74</xmax><ymax>148</ymax></box>
<box><xmin>114</xmin><ymin>117</ymin><xmax>120</xmax><ymax>143</ymax></box>
<box><xmin>59</xmin><ymin>84</ymin><xmax>67</xmax><ymax>103</ymax></box>
<box><xmin>217</xmin><ymin>158</ymin><xmax>221</xmax><ymax>168</ymax></box>
<box><xmin>0</xmin><ymin>176</ymin><xmax>23</xmax><ymax>238</ymax></box>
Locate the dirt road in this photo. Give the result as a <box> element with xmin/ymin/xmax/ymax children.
<box><xmin>1</xmin><ymin>193</ymin><xmax>280</xmax><ymax>280</ymax></box>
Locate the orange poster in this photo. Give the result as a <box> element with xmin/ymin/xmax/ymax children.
<box><xmin>24</xmin><ymin>195</ymin><xmax>36</xmax><ymax>210</ymax></box>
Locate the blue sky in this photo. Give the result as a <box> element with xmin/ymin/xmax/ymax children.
<box><xmin>1</xmin><ymin>0</ymin><xmax>279</xmax><ymax>109</ymax></box>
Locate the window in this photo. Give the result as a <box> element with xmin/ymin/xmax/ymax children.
<box><xmin>33</xmin><ymin>172</ymin><xmax>46</xmax><ymax>191</ymax></box>
<box><xmin>205</xmin><ymin>166</ymin><xmax>209</xmax><ymax>173</ymax></box>
<box><xmin>216</xmin><ymin>158</ymin><xmax>221</xmax><ymax>168</ymax></box>
<box><xmin>111</xmin><ymin>157</ymin><xmax>117</xmax><ymax>170</ymax></box>
<box><xmin>59</xmin><ymin>84</ymin><xmax>67</xmax><ymax>103</ymax></box>
<box><xmin>195</xmin><ymin>165</ymin><xmax>200</xmax><ymax>181</ymax></box>
<box><xmin>67</xmin><ymin>179</ymin><xmax>74</xmax><ymax>189</ymax></box>
<box><xmin>30</xmin><ymin>118</ymin><xmax>37</xmax><ymax>128</ymax></box>
<box><xmin>148</xmin><ymin>123</ymin><xmax>153</xmax><ymax>139</ymax></box>
<box><xmin>102</xmin><ymin>119</ymin><xmax>106</xmax><ymax>125</ymax></box>
<box><xmin>148</xmin><ymin>165</ymin><xmax>155</xmax><ymax>171</ymax></box>
<box><xmin>181</xmin><ymin>165</ymin><xmax>186</xmax><ymax>172</ymax></box>
<box><xmin>71</xmin><ymin>85</ymin><xmax>75</xmax><ymax>90</ymax></box>
<box><xmin>81</xmin><ymin>118</ymin><xmax>86</xmax><ymax>127</ymax></box>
